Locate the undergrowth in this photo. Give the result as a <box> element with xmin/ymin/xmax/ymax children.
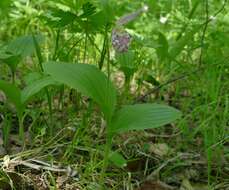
<box><xmin>0</xmin><ymin>0</ymin><xmax>228</xmax><ymax>190</ymax></box>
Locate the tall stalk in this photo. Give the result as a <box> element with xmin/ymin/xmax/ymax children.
<box><xmin>32</xmin><ymin>34</ymin><xmax>53</xmax><ymax>135</ymax></box>
<box><xmin>18</xmin><ymin>113</ymin><xmax>25</xmax><ymax>148</ymax></box>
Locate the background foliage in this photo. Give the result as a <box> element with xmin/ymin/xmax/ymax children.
<box><xmin>0</xmin><ymin>0</ymin><xmax>228</xmax><ymax>189</ymax></box>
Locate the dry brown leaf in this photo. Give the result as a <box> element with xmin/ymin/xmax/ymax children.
<box><xmin>180</xmin><ymin>178</ymin><xmax>194</xmax><ymax>190</ymax></box>
<box><xmin>149</xmin><ymin>143</ymin><xmax>171</xmax><ymax>157</ymax></box>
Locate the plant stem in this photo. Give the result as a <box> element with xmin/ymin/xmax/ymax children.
<box><xmin>18</xmin><ymin>115</ymin><xmax>25</xmax><ymax>148</ymax></box>
<box><xmin>99</xmin><ymin>132</ymin><xmax>113</xmax><ymax>188</ymax></box>
<box><xmin>33</xmin><ymin>34</ymin><xmax>53</xmax><ymax>135</ymax></box>
<box><xmin>53</xmin><ymin>29</ymin><xmax>60</xmax><ymax>60</ymax></box>
<box><xmin>105</xmin><ymin>25</ymin><xmax>111</xmax><ymax>81</ymax></box>
<box><xmin>47</xmin><ymin>90</ymin><xmax>53</xmax><ymax>136</ymax></box>
<box><xmin>83</xmin><ymin>33</ymin><xmax>88</xmax><ymax>63</ymax></box>
<box><xmin>99</xmin><ymin>30</ymin><xmax>108</xmax><ymax>70</ymax></box>
<box><xmin>11</xmin><ymin>70</ymin><xmax>15</xmax><ymax>84</ymax></box>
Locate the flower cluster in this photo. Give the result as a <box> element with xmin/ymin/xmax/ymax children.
<box><xmin>111</xmin><ymin>5</ymin><xmax>148</xmax><ymax>53</ymax></box>
<box><xmin>111</xmin><ymin>28</ymin><xmax>132</xmax><ymax>53</ymax></box>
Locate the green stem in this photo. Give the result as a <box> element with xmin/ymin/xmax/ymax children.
<box><xmin>99</xmin><ymin>32</ymin><xmax>108</xmax><ymax>70</ymax></box>
<box><xmin>100</xmin><ymin>132</ymin><xmax>113</xmax><ymax>188</ymax></box>
<box><xmin>83</xmin><ymin>33</ymin><xmax>88</xmax><ymax>63</ymax></box>
<box><xmin>11</xmin><ymin>69</ymin><xmax>16</xmax><ymax>84</ymax></box>
<box><xmin>105</xmin><ymin>26</ymin><xmax>111</xmax><ymax>81</ymax></box>
<box><xmin>47</xmin><ymin>90</ymin><xmax>53</xmax><ymax>136</ymax></box>
<box><xmin>18</xmin><ymin>114</ymin><xmax>25</xmax><ymax>148</ymax></box>
<box><xmin>53</xmin><ymin>29</ymin><xmax>60</xmax><ymax>60</ymax></box>
<box><xmin>33</xmin><ymin>34</ymin><xmax>53</xmax><ymax>135</ymax></box>
<box><xmin>123</xmin><ymin>75</ymin><xmax>131</xmax><ymax>103</ymax></box>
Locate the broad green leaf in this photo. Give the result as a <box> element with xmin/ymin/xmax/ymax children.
<box><xmin>0</xmin><ymin>52</ymin><xmax>21</xmax><ymax>72</ymax></box>
<box><xmin>110</xmin><ymin>104</ymin><xmax>181</xmax><ymax>133</ymax></box>
<box><xmin>0</xmin><ymin>80</ymin><xmax>23</xmax><ymax>114</ymax></box>
<box><xmin>116</xmin><ymin>51</ymin><xmax>135</xmax><ymax>69</ymax></box>
<box><xmin>21</xmin><ymin>76</ymin><xmax>58</xmax><ymax>104</ymax></box>
<box><xmin>116</xmin><ymin>51</ymin><xmax>136</xmax><ymax>79</ymax></box>
<box><xmin>108</xmin><ymin>151</ymin><xmax>127</xmax><ymax>168</ymax></box>
<box><xmin>6</xmin><ymin>35</ymin><xmax>44</xmax><ymax>57</ymax></box>
<box><xmin>43</xmin><ymin>62</ymin><xmax>117</xmax><ymax>122</ymax></box>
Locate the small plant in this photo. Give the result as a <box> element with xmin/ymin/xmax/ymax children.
<box><xmin>0</xmin><ymin>34</ymin><xmax>57</xmax><ymax>147</ymax></box>
<box><xmin>0</xmin><ymin>75</ymin><xmax>57</xmax><ymax>146</ymax></box>
<box><xmin>43</xmin><ymin>61</ymin><xmax>181</xmax><ymax>186</ymax></box>
<box><xmin>1</xmin><ymin>1</ymin><xmax>227</xmax><ymax>189</ymax></box>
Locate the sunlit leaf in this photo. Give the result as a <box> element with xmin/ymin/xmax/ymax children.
<box><xmin>43</xmin><ymin>62</ymin><xmax>117</xmax><ymax>122</ymax></box>
<box><xmin>110</xmin><ymin>104</ymin><xmax>181</xmax><ymax>133</ymax></box>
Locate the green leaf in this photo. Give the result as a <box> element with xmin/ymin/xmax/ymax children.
<box><xmin>155</xmin><ymin>32</ymin><xmax>169</xmax><ymax>61</ymax></box>
<box><xmin>0</xmin><ymin>52</ymin><xmax>21</xmax><ymax>72</ymax></box>
<box><xmin>80</xmin><ymin>2</ymin><xmax>96</xmax><ymax>18</ymax></box>
<box><xmin>110</xmin><ymin>104</ymin><xmax>181</xmax><ymax>134</ymax></box>
<box><xmin>0</xmin><ymin>80</ymin><xmax>23</xmax><ymax>114</ymax></box>
<box><xmin>6</xmin><ymin>35</ymin><xmax>44</xmax><ymax>57</ymax></box>
<box><xmin>108</xmin><ymin>151</ymin><xmax>127</xmax><ymax>168</ymax></box>
<box><xmin>45</xmin><ymin>8</ymin><xmax>77</xmax><ymax>28</ymax></box>
<box><xmin>116</xmin><ymin>51</ymin><xmax>136</xmax><ymax>79</ymax></box>
<box><xmin>21</xmin><ymin>76</ymin><xmax>58</xmax><ymax>104</ymax></box>
<box><xmin>43</xmin><ymin>62</ymin><xmax>117</xmax><ymax>122</ymax></box>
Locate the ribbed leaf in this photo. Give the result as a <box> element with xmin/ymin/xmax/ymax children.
<box><xmin>21</xmin><ymin>76</ymin><xmax>58</xmax><ymax>104</ymax></box>
<box><xmin>110</xmin><ymin>104</ymin><xmax>181</xmax><ymax>133</ymax></box>
<box><xmin>0</xmin><ymin>80</ymin><xmax>23</xmax><ymax>114</ymax></box>
<box><xmin>116</xmin><ymin>51</ymin><xmax>136</xmax><ymax>79</ymax></box>
<box><xmin>43</xmin><ymin>62</ymin><xmax>117</xmax><ymax>122</ymax></box>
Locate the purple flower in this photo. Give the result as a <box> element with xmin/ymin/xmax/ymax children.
<box><xmin>111</xmin><ymin>5</ymin><xmax>148</xmax><ymax>53</ymax></box>
<box><xmin>112</xmin><ymin>28</ymin><xmax>132</xmax><ymax>53</ymax></box>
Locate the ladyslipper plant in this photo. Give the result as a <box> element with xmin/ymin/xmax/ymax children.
<box><xmin>0</xmin><ymin>5</ymin><xmax>180</xmax><ymax>187</ymax></box>
<box><xmin>43</xmin><ymin>61</ymin><xmax>181</xmax><ymax>186</ymax></box>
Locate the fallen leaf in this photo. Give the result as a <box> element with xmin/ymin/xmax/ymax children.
<box><xmin>149</xmin><ymin>143</ymin><xmax>171</xmax><ymax>157</ymax></box>
<box><xmin>180</xmin><ymin>178</ymin><xmax>194</xmax><ymax>190</ymax></box>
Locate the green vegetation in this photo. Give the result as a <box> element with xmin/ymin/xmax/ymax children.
<box><xmin>0</xmin><ymin>0</ymin><xmax>228</xmax><ymax>189</ymax></box>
